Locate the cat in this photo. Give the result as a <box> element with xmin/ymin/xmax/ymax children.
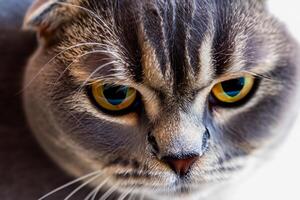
<box><xmin>21</xmin><ymin>0</ymin><xmax>300</xmax><ymax>199</ymax></box>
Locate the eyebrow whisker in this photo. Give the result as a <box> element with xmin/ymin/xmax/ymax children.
<box><xmin>245</xmin><ymin>70</ymin><xmax>282</xmax><ymax>83</ymax></box>
<box><xmin>50</xmin><ymin>49</ymin><xmax>122</xmax><ymax>92</ymax></box>
<box><xmin>20</xmin><ymin>42</ymin><xmax>106</xmax><ymax>94</ymax></box>
<box><xmin>55</xmin><ymin>2</ymin><xmax>117</xmax><ymax>39</ymax></box>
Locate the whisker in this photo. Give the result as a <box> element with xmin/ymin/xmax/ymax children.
<box><xmin>38</xmin><ymin>170</ymin><xmax>101</xmax><ymax>200</ymax></box>
<box><xmin>46</xmin><ymin>49</ymin><xmax>124</xmax><ymax>127</ymax></box>
<box><xmin>81</xmin><ymin>61</ymin><xmax>121</xmax><ymax>88</ymax></box>
<box><xmin>55</xmin><ymin>2</ymin><xmax>116</xmax><ymax>38</ymax></box>
<box><xmin>117</xmin><ymin>190</ymin><xmax>132</xmax><ymax>200</ymax></box>
<box><xmin>50</xmin><ymin>50</ymin><xmax>115</xmax><ymax>92</ymax></box>
<box><xmin>99</xmin><ymin>184</ymin><xmax>119</xmax><ymax>200</ymax></box>
<box><xmin>84</xmin><ymin>178</ymin><xmax>110</xmax><ymax>200</ymax></box>
<box><xmin>20</xmin><ymin>42</ymin><xmax>103</xmax><ymax>94</ymax></box>
<box><xmin>127</xmin><ymin>191</ymin><xmax>135</xmax><ymax>200</ymax></box>
<box><xmin>71</xmin><ymin>60</ymin><xmax>120</xmax><ymax>103</ymax></box>
<box><xmin>245</xmin><ymin>70</ymin><xmax>282</xmax><ymax>83</ymax></box>
<box><xmin>64</xmin><ymin>173</ymin><xmax>103</xmax><ymax>200</ymax></box>
<box><xmin>55</xmin><ymin>1</ymin><xmax>132</xmax><ymax>63</ymax></box>
<box><xmin>139</xmin><ymin>193</ymin><xmax>145</xmax><ymax>200</ymax></box>
<box><xmin>45</xmin><ymin>52</ymin><xmax>121</xmax><ymax>125</ymax></box>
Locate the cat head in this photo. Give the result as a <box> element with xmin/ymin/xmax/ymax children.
<box><xmin>23</xmin><ymin>0</ymin><xmax>299</xmax><ymax>198</ymax></box>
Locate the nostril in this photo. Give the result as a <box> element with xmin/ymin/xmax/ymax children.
<box><xmin>202</xmin><ymin>128</ymin><xmax>210</xmax><ymax>152</ymax></box>
<box><xmin>162</xmin><ymin>154</ymin><xmax>199</xmax><ymax>177</ymax></box>
<box><xmin>147</xmin><ymin>132</ymin><xmax>160</xmax><ymax>153</ymax></box>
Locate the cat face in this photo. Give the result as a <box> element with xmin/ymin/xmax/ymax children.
<box><xmin>23</xmin><ymin>0</ymin><xmax>299</xmax><ymax>198</ymax></box>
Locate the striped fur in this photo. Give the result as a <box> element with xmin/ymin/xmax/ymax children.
<box><xmin>23</xmin><ymin>0</ymin><xmax>299</xmax><ymax>199</ymax></box>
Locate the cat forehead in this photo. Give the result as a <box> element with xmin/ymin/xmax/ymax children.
<box><xmin>94</xmin><ymin>2</ymin><xmax>264</xmax><ymax>78</ymax></box>
<box><xmin>55</xmin><ymin>0</ymin><xmax>277</xmax><ymax>95</ymax></box>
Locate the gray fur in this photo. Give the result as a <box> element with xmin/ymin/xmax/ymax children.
<box><xmin>20</xmin><ymin>0</ymin><xmax>300</xmax><ymax>199</ymax></box>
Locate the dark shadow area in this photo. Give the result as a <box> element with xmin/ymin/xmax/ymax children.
<box><xmin>0</xmin><ymin>1</ymin><xmax>76</xmax><ymax>199</ymax></box>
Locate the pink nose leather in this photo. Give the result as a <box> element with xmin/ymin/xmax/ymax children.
<box><xmin>163</xmin><ymin>156</ymin><xmax>199</xmax><ymax>176</ymax></box>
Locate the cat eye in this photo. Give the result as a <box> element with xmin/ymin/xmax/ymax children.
<box><xmin>91</xmin><ymin>82</ymin><xmax>139</xmax><ymax>114</ymax></box>
<box><xmin>211</xmin><ymin>75</ymin><xmax>255</xmax><ymax>105</ymax></box>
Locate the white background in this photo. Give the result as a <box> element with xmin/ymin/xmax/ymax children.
<box><xmin>233</xmin><ymin>1</ymin><xmax>300</xmax><ymax>199</ymax></box>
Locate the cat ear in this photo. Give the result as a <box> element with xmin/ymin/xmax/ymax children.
<box><xmin>23</xmin><ymin>0</ymin><xmax>79</xmax><ymax>36</ymax></box>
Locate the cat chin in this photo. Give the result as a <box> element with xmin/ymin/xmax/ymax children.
<box><xmin>139</xmin><ymin>182</ymin><xmax>228</xmax><ymax>200</ymax></box>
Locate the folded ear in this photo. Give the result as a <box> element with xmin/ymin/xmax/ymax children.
<box><xmin>23</xmin><ymin>0</ymin><xmax>79</xmax><ymax>36</ymax></box>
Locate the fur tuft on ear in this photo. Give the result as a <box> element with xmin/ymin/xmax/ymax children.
<box><xmin>23</xmin><ymin>0</ymin><xmax>80</xmax><ymax>35</ymax></box>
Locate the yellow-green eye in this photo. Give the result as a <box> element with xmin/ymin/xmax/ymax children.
<box><xmin>91</xmin><ymin>82</ymin><xmax>138</xmax><ymax>113</ymax></box>
<box><xmin>212</xmin><ymin>75</ymin><xmax>255</xmax><ymax>104</ymax></box>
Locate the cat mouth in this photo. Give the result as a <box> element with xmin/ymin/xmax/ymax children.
<box><xmin>173</xmin><ymin>185</ymin><xmax>198</xmax><ymax>194</ymax></box>
<box><xmin>115</xmin><ymin>171</ymin><xmax>200</xmax><ymax>190</ymax></box>
<box><xmin>154</xmin><ymin>182</ymin><xmax>202</xmax><ymax>196</ymax></box>
<box><xmin>113</xmin><ymin>166</ymin><xmax>235</xmax><ymax>195</ymax></box>
<box><xmin>171</xmin><ymin>180</ymin><xmax>197</xmax><ymax>193</ymax></box>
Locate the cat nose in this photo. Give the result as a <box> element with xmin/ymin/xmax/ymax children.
<box><xmin>148</xmin><ymin>128</ymin><xmax>210</xmax><ymax>176</ymax></box>
<box><xmin>161</xmin><ymin>154</ymin><xmax>199</xmax><ymax>177</ymax></box>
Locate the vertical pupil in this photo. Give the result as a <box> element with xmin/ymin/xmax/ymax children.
<box><xmin>103</xmin><ymin>85</ymin><xmax>128</xmax><ymax>105</ymax></box>
<box><xmin>221</xmin><ymin>78</ymin><xmax>245</xmax><ymax>97</ymax></box>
